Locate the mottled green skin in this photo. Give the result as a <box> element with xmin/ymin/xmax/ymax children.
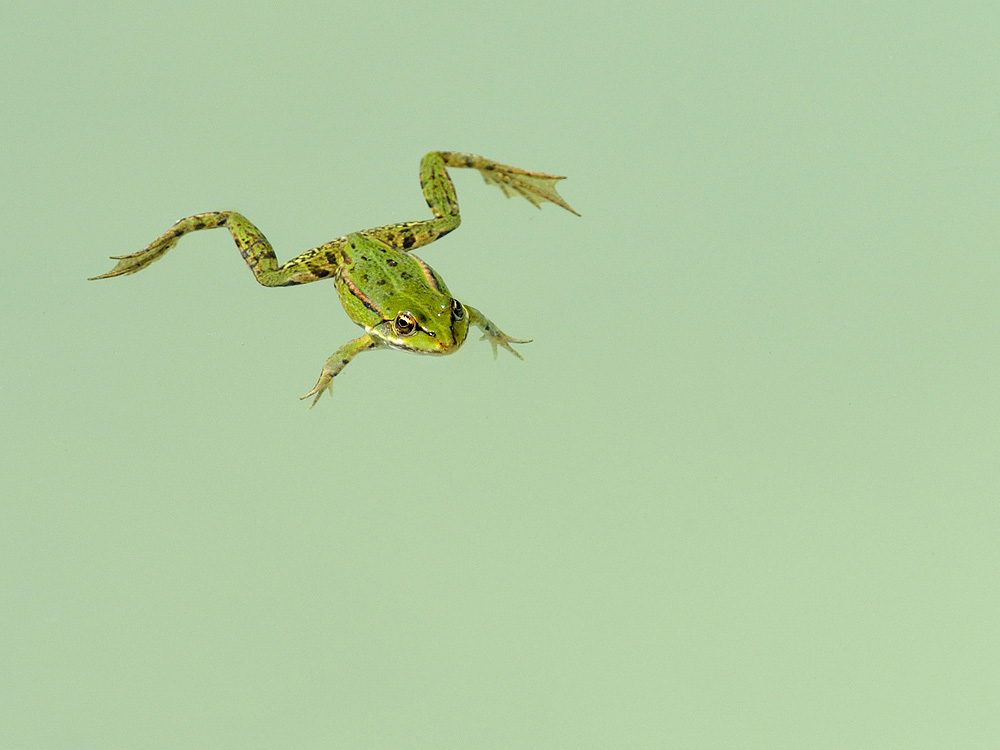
<box><xmin>91</xmin><ymin>151</ymin><xmax>578</xmax><ymax>407</ymax></box>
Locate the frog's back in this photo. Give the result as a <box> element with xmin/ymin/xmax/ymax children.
<box><xmin>340</xmin><ymin>233</ymin><xmax>448</xmax><ymax>296</ymax></box>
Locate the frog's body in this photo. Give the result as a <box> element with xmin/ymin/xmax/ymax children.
<box><xmin>91</xmin><ymin>151</ymin><xmax>577</xmax><ymax>407</ymax></box>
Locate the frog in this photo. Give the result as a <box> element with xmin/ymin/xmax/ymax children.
<box><xmin>90</xmin><ymin>151</ymin><xmax>578</xmax><ymax>407</ymax></box>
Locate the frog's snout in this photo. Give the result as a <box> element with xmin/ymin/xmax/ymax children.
<box><xmin>431</xmin><ymin>324</ymin><xmax>466</xmax><ymax>354</ymax></box>
<box><xmin>432</xmin><ymin>333</ymin><xmax>458</xmax><ymax>353</ymax></box>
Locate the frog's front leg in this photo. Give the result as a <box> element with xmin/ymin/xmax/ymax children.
<box><xmin>466</xmin><ymin>305</ymin><xmax>532</xmax><ymax>360</ymax></box>
<box><xmin>301</xmin><ymin>334</ymin><xmax>381</xmax><ymax>409</ymax></box>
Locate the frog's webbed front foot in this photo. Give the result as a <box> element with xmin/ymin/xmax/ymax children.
<box><xmin>466</xmin><ymin>305</ymin><xmax>532</xmax><ymax>360</ymax></box>
<box><xmin>301</xmin><ymin>334</ymin><xmax>380</xmax><ymax>409</ymax></box>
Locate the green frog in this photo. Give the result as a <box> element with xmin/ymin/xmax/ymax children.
<box><xmin>90</xmin><ymin>151</ymin><xmax>578</xmax><ymax>407</ymax></box>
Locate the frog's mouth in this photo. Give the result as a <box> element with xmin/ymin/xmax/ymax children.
<box><xmin>370</xmin><ymin>313</ymin><xmax>465</xmax><ymax>355</ymax></box>
<box><xmin>375</xmin><ymin>327</ymin><xmax>454</xmax><ymax>355</ymax></box>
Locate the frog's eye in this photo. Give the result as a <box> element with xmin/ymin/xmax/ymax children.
<box><xmin>393</xmin><ymin>311</ymin><xmax>417</xmax><ymax>337</ymax></box>
<box><xmin>451</xmin><ymin>299</ymin><xmax>465</xmax><ymax>321</ymax></box>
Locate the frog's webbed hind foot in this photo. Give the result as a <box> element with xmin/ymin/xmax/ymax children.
<box><xmin>88</xmin><ymin>231</ymin><xmax>183</xmax><ymax>280</ymax></box>
<box><xmin>479</xmin><ymin>167</ymin><xmax>580</xmax><ymax>216</ymax></box>
<box><xmin>440</xmin><ymin>152</ymin><xmax>580</xmax><ymax>216</ymax></box>
<box><xmin>88</xmin><ymin>212</ymin><xmax>231</xmax><ymax>280</ymax></box>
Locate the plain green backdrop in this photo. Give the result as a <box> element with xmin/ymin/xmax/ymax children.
<box><xmin>2</xmin><ymin>1</ymin><xmax>998</xmax><ymax>747</ymax></box>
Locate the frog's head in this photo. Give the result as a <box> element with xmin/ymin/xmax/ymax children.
<box><xmin>368</xmin><ymin>295</ymin><xmax>470</xmax><ymax>355</ymax></box>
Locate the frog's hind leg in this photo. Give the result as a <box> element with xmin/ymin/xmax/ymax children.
<box><xmin>355</xmin><ymin>152</ymin><xmax>464</xmax><ymax>253</ymax></box>
<box><xmin>359</xmin><ymin>151</ymin><xmax>578</xmax><ymax>254</ymax></box>
<box><xmin>89</xmin><ymin>211</ymin><xmax>313</xmax><ymax>287</ymax></box>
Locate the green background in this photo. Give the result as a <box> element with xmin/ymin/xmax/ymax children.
<box><xmin>3</xmin><ymin>1</ymin><xmax>998</xmax><ymax>747</ymax></box>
